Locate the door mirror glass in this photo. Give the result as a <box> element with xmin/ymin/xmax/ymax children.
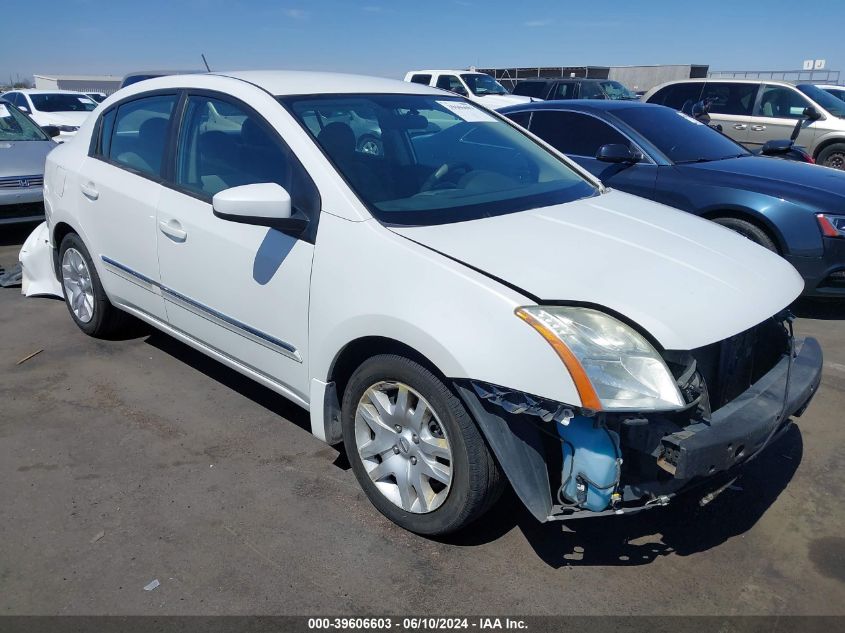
<box><xmin>213</xmin><ymin>183</ymin><xmax>307</xmax><ymax>234</ymax></box>
<box><xmin>596</xmin><ymin>143</ymin><xmax>640</xmax><ymax>163</ymax></box>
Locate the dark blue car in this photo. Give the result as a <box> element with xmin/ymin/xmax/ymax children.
<box><xmin>500</xmin><ymin>100</ymin><xmax>845</xmax><ymax>297</ymax></box>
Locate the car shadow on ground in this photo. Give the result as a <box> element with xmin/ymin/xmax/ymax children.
<box><xmin>0</xmin><ymin>222</ymin><xmax>40</xmax><ymax>248</ymax></box>
<box><xmin>792</xmin><ymin>298</ymin><xmax>845</xmax><ymax>320</ymax></box>
<box><xmin>440</xmin><ymin>425</ymin><xmax>803</xmax><ymax>567</ymax></box>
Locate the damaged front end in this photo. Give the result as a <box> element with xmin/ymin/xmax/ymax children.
<box><xmin>455</xmin><ymin>313</ymin><xmax>823</xmax><ymax>522</ymax></box>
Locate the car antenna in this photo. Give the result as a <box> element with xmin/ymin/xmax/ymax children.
<box><xmin>201</xmin><ymin>54</ymin><xmax>211</xmax><ymax>72</ymax></box>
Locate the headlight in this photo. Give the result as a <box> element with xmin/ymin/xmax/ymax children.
<box><xmin>817</xmin><ymin>213</ymin><xmax>845</xmax><ymax>238</ymax></box>
<box><xmin>516</xmin><ymin>306</ymin><xmax>684</xmax><ymax>411</ymax></box>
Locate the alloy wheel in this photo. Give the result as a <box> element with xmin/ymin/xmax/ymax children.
<box><xmin>825</xmin><ymin>151</ymin><xmax>845</xmax><ymax>170</ymax></box>
<box><xmin>62</xmin><ymin>247</ymin><xmax>95</xmax><ymax>323</ymax></box>
<box><xmin>354</xmin><ymin>381</ymin><xmax>453</xmax><ymax>513</ymax></box>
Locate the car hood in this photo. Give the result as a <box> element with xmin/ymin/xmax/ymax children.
<box><xmin>680</xmin><ymin>155</ymin><xmax>845</xmax><ymax>208</ymax></box>
<box><xmin>0</xmin><ymin>140</ymin><xmax>54</xmax><ymax>177</ymax></box>
<box><xmin>33</xmin><ymin>110</ymin><xmax>91</xmax><ymax>127</ymax></box>
<box><xmin>389</xmin><ymin>190</ymin><xmax>803</xmax><ymax>350</ymax></box>
<box><xmin>473</xmin><ymin>93</ymin><xmax>537</xmax><ymax>110</ymax></box>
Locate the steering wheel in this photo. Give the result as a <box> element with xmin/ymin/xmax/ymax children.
<box><xmin>421</xmin><ymin>162</ymin><xmax>472</xmax><ymax>192</ymax></box>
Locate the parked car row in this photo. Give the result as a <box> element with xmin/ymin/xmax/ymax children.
<box><xmin>32</xmin><ymin>70</ymin><xmax>823</xmax><ymax>537</ymax></box>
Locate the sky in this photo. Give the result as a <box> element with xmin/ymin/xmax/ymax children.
<box><xmin>2</xmin><ymin>0</ymin><xmax>844</xmax><ymax>84</ymax></box>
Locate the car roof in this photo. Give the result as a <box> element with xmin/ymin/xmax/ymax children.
<box><xmin>654</xmin><ymin>78</ymin><xmax>797</xmax><ymax>87</ymax></box>
<box><xmin>816</xmin><ymin>84</ymin><xmax>844</xmax><ymax>89</ymax></box>
<box><xmin>500</xmin><ymin>99</ymin><xmax>659</xmax><ymax>114</ymax></box>
<box><xmin>125</xmin><ymin>70</ymin><xmax>443</xmax><ymax>97</ymax></box>
<box><xmin>407</xmin><ymin>70</ymin><xmax>478</xmax><ymax>75</ymax></box>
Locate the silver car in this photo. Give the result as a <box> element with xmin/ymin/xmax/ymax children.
<box><xmin>645</xmin><ymin>79</ymin><xmax>845</xmax><ymax>170</ymax></box>
<box><xmin>0</xmin><ymin>99</ymin><xmax>58</xmax><ymax>224</ymax></box>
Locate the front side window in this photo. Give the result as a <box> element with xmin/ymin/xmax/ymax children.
<box><xmin>612</xmin><ymin>106</ymin><xmax>749</xmax><ymax>164</ymax></box>
<box><xmin>436</xmin><ymin>75</ymin><xmax>466</xmax><ymax>95</ymax></box>
<box><xmin>175</xmin><ymin>95</ymin><xmax>318</xmax><ymax>217</ymax></box>
<box><xmin>701</xmin><ymin>82</ymin><xmax>758</xmax><ymax>116</ymax></box>
<box><xmin>461</xmin><ymin>74</ymin><xmax>508</xmax><ymax>96</ymax></box>
<box><xmin>529</xmin><ymin>111</ymin><xmax>629</xmax><ymax>157</ymax></box>
<box><xmin>283</xmin><ymin>94</ymin><xmax>596</xmax><ymax>226</ymax></box>
<box><xmin>755</xmin><ymin>85</ymin><xmax>812</xmax><ymax>119</ymax></box>
<box><xmin>579</xmin><ymin>82</ymin><xmax>604</xmax><ymax>99</ymax></box>
<box><xmin>107</xmin><ymin>94</ymin><xmax>177</xmax><ymax>177</ymax></box>
<box><xmin>0</xmin><ymin>100</ymin><xmax>49</xmax><ymax>141</ymax></box>
<box><xmin>29</xmin><ymin>93</ymin><xmax>97</xmax><ymax>113</ymax></box>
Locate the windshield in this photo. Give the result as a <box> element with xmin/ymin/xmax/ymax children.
<box><xmin>281</xmin><ymin>94</ymin><xmax>596</xmax><ymax>226</ymax></box>
<box><xmin>824</xmin><ymin>87</ymin><xmax>845</xmax><ymax>102</ymax></box>
<box><xmin>612</xmin><ymin>106</ymin><xmax>750</xmax><ymax>164</ymax></box>
<box><xmin>601</xmin><ymin>81</ymin><xmax>638</xmax><ymax>100</ymax></box>
<box><xmin>0</xmin><ymin>101</ymin><xmax>49</xmax><ymax>141</ymax></box>
<box><xmin>461</xmin><ymin>74</ymin><xmax>508</xmax><ymax>96</ymax></box>
<box><xmin>796</xmin><ymin>84</ymin><xmax>845</xmax><ymax>117</ymax></box>
<box><xmin>30</xmin><ymin>93</ymin><xmax>97</xmax><ymax>113</ymax></box>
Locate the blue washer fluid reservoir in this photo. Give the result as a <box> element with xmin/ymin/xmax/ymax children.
<box><xmin>557</xmin><ymin>416</ymin><xmax>621</xmax><ymax>512</ymax></box>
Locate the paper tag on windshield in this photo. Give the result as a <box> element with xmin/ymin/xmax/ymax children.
<box><xmin>0</xmin><ymin>104</ymin><xmax>9</xmax><ymax>117</ymax></box>
<box><xmin>436</xmin><ymin>100</ymin><xmax>496</xmax><ymax>123</ymax></box>
<box><xmin>78</xmin><ymin>97</ymin><xmax>94</xmax><ymax>104</ymax></box>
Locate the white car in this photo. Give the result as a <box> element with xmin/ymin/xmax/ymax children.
<box><xmin>43</xmin><ymin>71</ymin><xmax>822</xmax><ymax>535</ymax></box>
<box><xmin>404</xmin><ymin>70</ymin><xmax>536</xmax><ymax>110</ymax></box>
<box><xmin>1</xmin><ymin>89</ymin><xmax>97</xmax><ymax>140</ymax></box>
<box><xmin>817</xmin><ymin>84</ymin><xmax>845</xmax><ymax>103</ymax></box>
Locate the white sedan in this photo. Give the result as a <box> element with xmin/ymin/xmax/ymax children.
<box><xmin>2</xmin><ymin>89</ymin><xmax>97</xmax><ymax>139</ymax></box>
<box><xmin>43</xmin><ymin>71</ymin><xmax>822</xmax><ymax>534</ymax></box>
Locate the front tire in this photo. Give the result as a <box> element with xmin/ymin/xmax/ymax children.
<box><xmin>817</xmin><ymin>143</ymin><xmax>845</xmax><ymax>171</ymax></box>
<box><xmin>59</xmin><ymin>233</ymin><xmax>127</xmax><ymax>337</ymax></box>
<box><xmin>712</xmin><ymin>217</ymin><xmax>778</xmax><ymax>252</ymax></box>
<box><xmin>341</xmin><ymin>354</ymin><xmax>503</xmax><ymax>535</ymax></box>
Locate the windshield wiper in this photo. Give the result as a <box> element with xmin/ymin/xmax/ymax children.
<box><xmin>675</xmin><ymin>157</ymin><xmax>715</xmax><ymax>164</ymax></box>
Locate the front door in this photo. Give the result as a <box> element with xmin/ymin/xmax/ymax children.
<box><xmin>155</xmin><ymin>93</ymin><xmax>320</xmax><ymax>402</ymax></box>
<box><xmin>748</xmin><ymin>84</ymin><xmax>817</xmax><ymax>150</ymax></box>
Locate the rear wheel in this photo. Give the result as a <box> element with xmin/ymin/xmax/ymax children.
<box><xmin>341</xmin><ymin>354</ymin><xmax>503</xmax><ymax>535</ymax></box>
<box><xmin>712</xmin><ymin>217</ymin><xmax>778</xmax><ymax>253</ymax></box>
<box><xmin>59</xmin><ymin>233</ymin><xmax>128</xmax><ymax>337</ymax></box>
<box><xmin>817</xmin><ymin>143</ymin><xmax>845</xmax><ymax>171</ymax></box>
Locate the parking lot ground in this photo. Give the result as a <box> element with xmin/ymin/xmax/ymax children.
<box><xmin>1</xmin><ymin>223</ymin><xmax>844</xmax><ymax>616</ymax></box>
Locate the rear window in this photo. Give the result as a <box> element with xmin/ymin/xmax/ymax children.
<box><xmin>30</xmin><ymin>93</ymin><xmax>97</xmax><ymax>113</ymax></box>
<box><xmin>512</xmin><ymin>81</ymin><xmax>547</xmax><ymax>98</ymax></box>
<box><xmin>410</xmin><ymin>74</ymin><xmax>432</xmax><ymax>86</ymax></box>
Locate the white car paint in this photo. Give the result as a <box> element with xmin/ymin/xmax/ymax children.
<box><xmin>12</xmin><ymin>90</ymin><xmax>96</xmax><ymax>139</ymax></box>
<box><xmin>403</xmin><ymin>70</ymin><xmax>535</xmax><ymax>110</ymax></box>
<box><xmin>20</xmin><ymin>222</ymin><xmax>63</xmax><ymax>298</ymax></box>
<box><xmin>43</xmin><ymin>70</ymin><xmax>803</xmax><ymax>446</ymax></box>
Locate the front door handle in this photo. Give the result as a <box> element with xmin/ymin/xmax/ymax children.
<box><xmin>159</xmin><ymin>219</ymin><xmax>187</xmax><ymax>242</ymax></box>
<box><xmin>751</xmin><ymin>125</ymin><xmax>767</xmax><ymax>132</ymax></box>
<box><xmin>80</xmin><ymin>182</ymin><xmax>99</xmax><ymax>200</ymax></box>
<box><xmin>734</xmin><ymin>124</ymin><xmax>747</xmax><ymax>130</ymax></box>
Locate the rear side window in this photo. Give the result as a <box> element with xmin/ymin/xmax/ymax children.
<box><xmin>648</xmin><ymin>82</ymin><xmax>704</xmax><ymax>109</ymax></box>
<box><xmin>107</xmin><ymin>94</ymin><xmax>177</xmax><ymax>177</ymax></box>
<box><xmin>512</xmin><ymin>81</ymin><xmax>547</xmax><ymax>97</ymax></box>
<box><xmin>701</xmin><ymin>82</ymin><xmax>758</xmax><ymax>116</ymax></box>
<box><xmin>410</xmin><ymin>74</ymin><xmax>432</xmax><ymax>85</ymax></box>
<box><xmin>529</xmin><ymin>110</ymin><xmax>629</xmax><ymax>157</ymax></box>
<box><xmin>175</xmin><ymin>95</ymin><xmax>319</xmax><ymax>218</ymax></box>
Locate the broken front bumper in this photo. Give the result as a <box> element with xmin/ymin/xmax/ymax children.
<box><xmin>455</xmin><ymin>335</ymin><xmax>822</xmax><ymax>522</ymax></box>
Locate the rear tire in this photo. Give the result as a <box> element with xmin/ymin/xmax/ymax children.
<box><xmin>712</xmin><ymin>217</ymin><xmax>778</xmax><ymax>253</ymax></box>
<box><xmin>816</xmin><ymin>143</ymin><xmax>845</xmax><ymax>171</ymax></box>
<box><xmin>59</xmin><ymin>233</ymin><xmax>128</xmax><ymax>337</ymax></box>
<box><xmin>341</xmin><ymin>354</ymin><xmax>503</xmax><ymax>535</ymax></box>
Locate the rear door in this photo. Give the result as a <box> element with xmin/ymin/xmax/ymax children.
<box><xmin>75</xmin><ymin>92</ymin><xmax>178</xmax><ymax>321</ymax></box>
<box><xmin>749</xmin><ymin>83</ymin><xmax>817</xmax><ymax>149</ymax></box>
<box><xmin>155</xmin><ymin>92</ymin><xmax>319</xmax><ymax>401</ymax></box>
<box><xmin>527</xmin><ymin>110</ymin><xmax>658</xmax><ymax>198</ymax></box>
<box><xmin>699</xmin><ymin>81</ymin><xmax>758</xmax><ymax>146</ymax></box>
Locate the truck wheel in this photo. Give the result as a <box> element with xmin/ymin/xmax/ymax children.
<box><xmin>341</xmin><ymin>354</ymin><xmax>503</xmax><ymax>535</ymax></box>
<box><xmin>817</xmin><ymin>143</ymin><xmax>845</xmax><ymax>170</ymax></box>
<box><xmin>712</xmin><ymin>217</ymin><xmax>778</xmax><ymax>253</ymax></box>
<box><xmin>59</xmin><ymin>233</ymin><xmax>128</xmax><ymax>337</ymax></box>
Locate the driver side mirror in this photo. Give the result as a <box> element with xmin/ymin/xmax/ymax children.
<box><xmin>596</xmin><ymin>144</ymin><xmax>642</xmax><ymax>164</ymax></box>
<box><xmin>212</xmin><ymin>183</ymin><xmax>308</xmax><ymax>235</ymax></box>
<box><xmin>42</xmin><ymin>125</ymin><xmax>61</xmax><ymax>138</ymax></box>
<box><xmin>803</xmin><ymin>106</ymin><xmax>822</xmax><ymax>121</ymax></box>
<box><xmin>18</xmin><ymin>105</ymin><xmax>30</xmax><ymax>114</ymax></box>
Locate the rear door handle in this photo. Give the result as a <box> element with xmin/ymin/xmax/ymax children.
<box><xmin>751</xmin><ymin>125</ymin><xmax>767</xmax><ymax>132</ymax></box>
<box><xmin>733</xmin><ymin>124</ymin><xmax>747</xmax><ymax>130</ymax></box>
<box><xmin>159</xmin><ymin>219</ymin><xmax>187</xmax><ymax>242</ymax></box>
<box><xmin>80</xmin><ymin>182</ymin><xmax>99</xmax><ymax>200</ymax></box>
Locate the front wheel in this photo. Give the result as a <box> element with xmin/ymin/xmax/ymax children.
<box><xmin>816</xmin><ymin>143</ymin><xmax>845</xmax><ymax>171</ymax></box>
<box><xmin>712</xmin><ymin>217</ymin><xmax>778</xmax><ymax>253</ymax></box>
<box><xmin>59</xmin><ymin>233</ymin><xmax>128</xmax><ymax>337</ymax></box>
<box><xmin>341</xmin><ymin>354</ymin><xmax>503</xmax><ymax>535</ymax></box>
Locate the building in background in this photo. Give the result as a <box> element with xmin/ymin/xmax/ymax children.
<box><xmin>478</xmin><ymin>64</ymin><xmax>709</xmax><ymax>92</ymax></box>
<box><xmin>33</xmin><ymin>74</ymin><xmax>122</xmax><ymax>95</ymax></box>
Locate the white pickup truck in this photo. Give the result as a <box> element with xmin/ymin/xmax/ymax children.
<box><xmin>404</xmin><ymin>70</ymin><xmax>537</xmax><ymax>110</ymax></box>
